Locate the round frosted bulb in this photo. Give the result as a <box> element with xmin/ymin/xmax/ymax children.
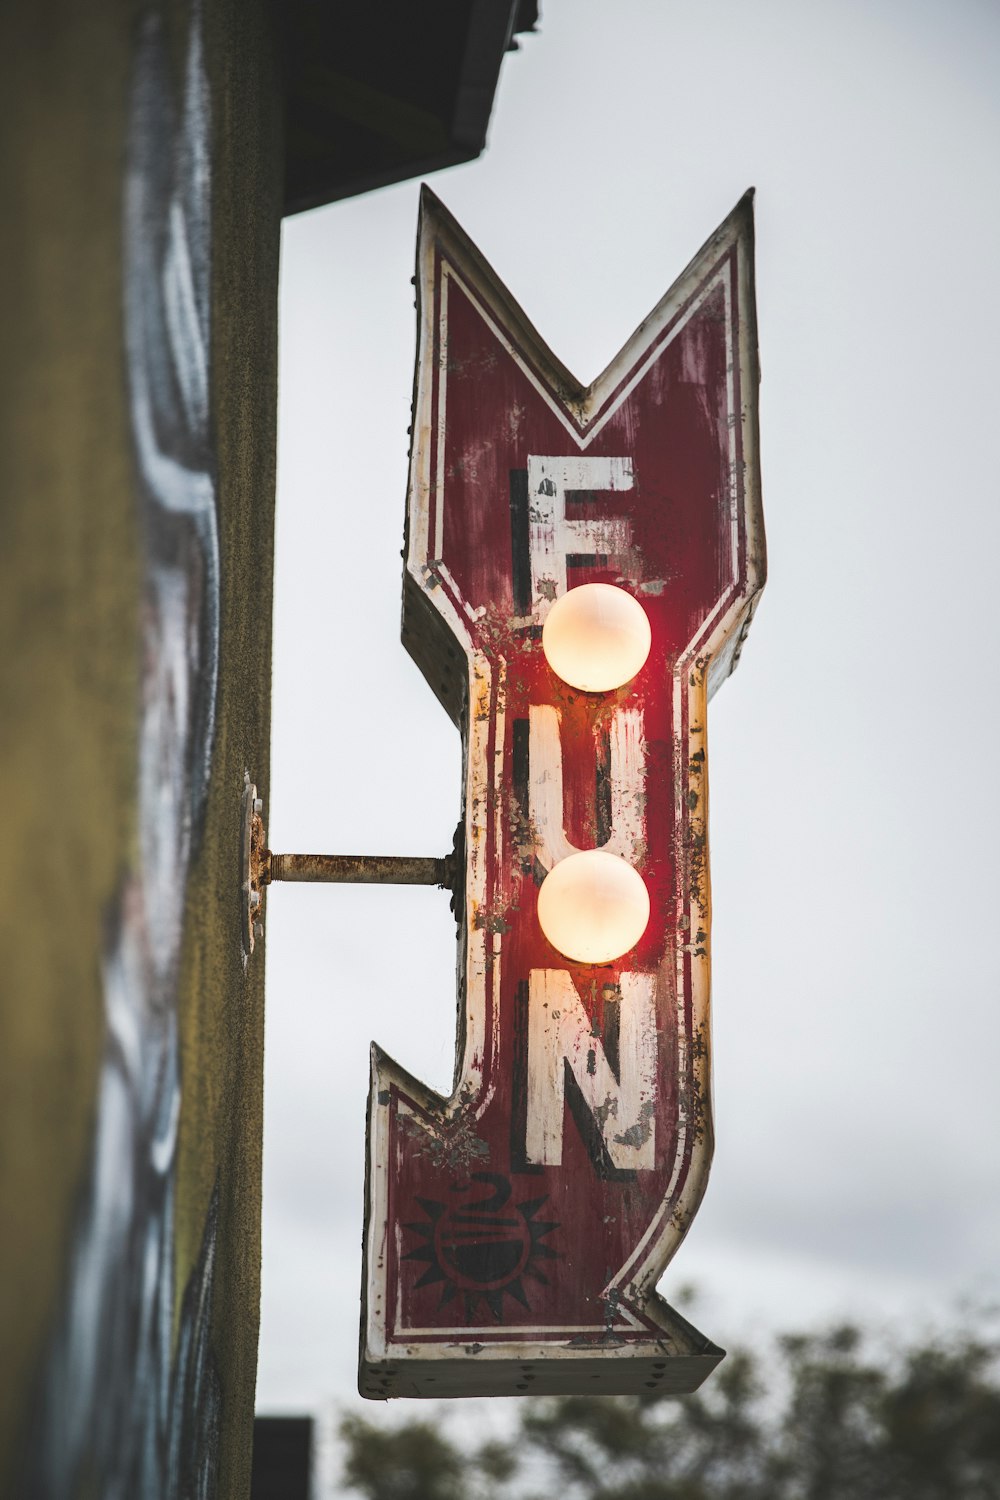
<box><xmin>542</xmin><ymin>583</ymin><xmax>652</xmax><ymax>692</ymax></box>
<box><xmin>537</xmin><ymin>849</ymin><xmax>650</xmax><ymax>964</ymax></box>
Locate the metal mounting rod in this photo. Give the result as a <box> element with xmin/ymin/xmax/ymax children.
<box><xmin>240</xmin><ymin>775</ymin><xmax>461</xmax><ymax>967</ymax></box>
<box><xmin>264</xmin><ymin>852</ymin><xmax>454</xmax><ymax>888</ymax></box>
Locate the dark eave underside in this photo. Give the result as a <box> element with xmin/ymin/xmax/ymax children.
<box><xmin>279</xmin><ymin>0</ymin><xmax>539</xmax><ymax>216</ymax></box>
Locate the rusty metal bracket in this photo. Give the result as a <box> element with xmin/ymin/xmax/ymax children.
<box><xmin>240</xmin><ymin>773</ymin><xmax>268</xmax><ymax>964</ymax></box>
<box><xmin>240</xmin><ymin>776</ymin><xmax>457</xmax><ymax>962</ymax></box>
<box><xmin>268</xmin><ymin>852</ymin><xmax>453</xmax><ymax>885</ymax></box>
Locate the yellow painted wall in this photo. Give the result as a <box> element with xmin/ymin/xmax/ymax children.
<box><xmin>0</xmin><ymin>0</ymin><xmax>280</xmax><ymax>1493</ymax></box>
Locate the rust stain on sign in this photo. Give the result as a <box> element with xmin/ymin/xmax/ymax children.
<box><xmin>361</xmin><ymin>187</ymin><xmax>765</xmax><ymax>1400</ymax></box>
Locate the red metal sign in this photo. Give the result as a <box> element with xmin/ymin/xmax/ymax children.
<box><xmin>361</xmin><ymin>189</ymin><xmax>764</xmax><ymax>1398</ymax></box>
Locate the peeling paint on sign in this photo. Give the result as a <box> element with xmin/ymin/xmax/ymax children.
<box><xmin>361</xmin><ymin>187</ymin><xmax>764</xmax><ymax>1399</ymax></box>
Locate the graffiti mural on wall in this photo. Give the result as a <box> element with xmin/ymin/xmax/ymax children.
<box><xmin>28</xmin><ymin>3</ymin><xmax>223</xmax><ymax>1494</ymax></box>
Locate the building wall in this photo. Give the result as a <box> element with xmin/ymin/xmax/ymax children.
<box><xmin>0</xmin><ymin>0</ymin><xmax>281</xmax><ymax>1493</ymax></box>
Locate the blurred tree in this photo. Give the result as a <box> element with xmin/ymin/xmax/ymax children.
<box><xmin>340</xmin><ymin>1415</ymin><xmax>466</xmax><ymax>1500</ymax></box>
<box><xmin>340</xmin><ymin>1314</ymin><xmax>1000</xmax><ymax>1500</ymax></box>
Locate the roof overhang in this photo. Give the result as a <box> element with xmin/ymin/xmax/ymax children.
<box><xmin>280</xmin><ymin>0</ymin><xmax>538</xmax><ymax>216</ymax></box>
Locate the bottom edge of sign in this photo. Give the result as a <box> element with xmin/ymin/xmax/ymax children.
<box><xmin>359</xmin><ymin>1345</ymin><xmax>725</xmax><ymax>1401</ymax></box>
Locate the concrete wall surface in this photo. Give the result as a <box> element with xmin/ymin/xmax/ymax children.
<box><xmin>0</xmin><ymin>0</ymin><xmax>281</xmax><ymax>1493</ymax></box>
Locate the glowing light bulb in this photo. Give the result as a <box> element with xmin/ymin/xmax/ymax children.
<box><xmin>542</xmin><ymin>583</ymin><xmax>651</xmax><ymax>692</ymax></box>
<box><xmin>537</xmin><ymin>849</ymin><xmax>650</xmax><ymax>964</ymax></box>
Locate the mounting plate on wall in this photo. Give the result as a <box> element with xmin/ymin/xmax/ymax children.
<box><xmin>240</xmin><ymin>773</ymin><xmax>268</xmax><ymax>965</ymax></box>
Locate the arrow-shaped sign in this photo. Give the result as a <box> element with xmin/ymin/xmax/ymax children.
<box><xmin>361</xmin><ymin>188</ymin><xmax>764</xmax><ymax>1399</ymax></box>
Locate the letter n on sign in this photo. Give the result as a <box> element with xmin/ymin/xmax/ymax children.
<box><xmin>361</xmin><ymin>189</ymin><xmax>765</xmax><ymax>1399</ymax></box>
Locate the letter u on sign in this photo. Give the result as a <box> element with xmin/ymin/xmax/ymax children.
<box><xmin>361</xmin><ymin>188</ymin><xmax>765</xmax><ymax>1399</ymax></box>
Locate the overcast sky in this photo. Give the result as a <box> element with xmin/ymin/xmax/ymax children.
<box><xmin>256</xmin><ymin>0</ymin><xmax>1000</xmax><ymax>1433</ymax></box>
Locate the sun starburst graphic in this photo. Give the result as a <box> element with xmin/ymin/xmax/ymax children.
<box><xmin>402</xmin><ymin>1171</ymin><xmax>559</xmax><ymax>1321</ymax></box>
